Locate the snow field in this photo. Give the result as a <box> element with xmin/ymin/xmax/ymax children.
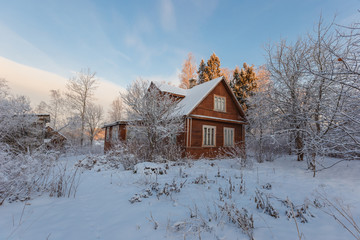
<box><xmin>0</xmin><ymin>155</ymin><xmax>359</xmax><ymax>240</ymax></box>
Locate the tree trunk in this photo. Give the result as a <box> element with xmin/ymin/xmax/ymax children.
<box><xmin>295</xmin><ymin>129</ymin><xmax>304</xmax><ymax>161</ymax></box>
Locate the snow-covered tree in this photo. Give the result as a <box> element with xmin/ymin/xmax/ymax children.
<box><xmin>197</xmin><ymin>59</ymin><xmax>208</xmax><ymax>84</ymax></box>
<box><xmin>257</xmin><ymin>17</ymin><xmax>360</xmax><ymax>173</ymax></box>
<box><xmin>0</xmin><ymin>80</ymin><xmax>41</xmax><ymax>153</ymax></box>
<box><xmin>66</xmin><ymin>68</ymin><xmax>98</xmax><ymax>146</ymax></box>
<box><xmin>231</xmin><ymin>63</ymin><xmax>258</xmax><ymax>111</ymax></box>
<box><xmin>122</xmin><ymin>79</ymin><xmax>184</xmax><ymax>162</ymax></box>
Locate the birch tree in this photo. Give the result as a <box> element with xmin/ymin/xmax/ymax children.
<box><xmin>66</xmin><ymin>68</ymin><xmax>98</xmax><ymax>146</ymax></box>
<box><xmin>179</xmin><ymin>53</ymin><xmax>197</xmax><ymax>89</ymax></box>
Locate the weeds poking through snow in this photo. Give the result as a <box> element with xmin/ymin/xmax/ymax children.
<box><xmin>219</xmin><ymin>202</ymin><xmax>254</xmax><ymax>240</ymax></box>
<box><xmin>254</xmin><ymin>189</ymin><xmax>279</xmax><ymax>218</ymax></box>
<box><xmin>285</xmin><ymin>198</ymin><xmax>304</xmax><ymax>240</ymax></box>
<box><xmin>282</xmin><ymin>198</ymin><xmax>314</xmax><ymax>223</ymax></box>
<box><xmin>129</xmin><ymin>178</ymin><xmax>185</xmax><ymax>203</ymax></box>
<box><xmin>316</xmin><ymin>190</ymin><xmax>360</xmax><ymax>240</ymax></box>
<box><xmin>147</xmin><ymin>212</ymin><xmax>159</xmax><ymax>230</ymax></box>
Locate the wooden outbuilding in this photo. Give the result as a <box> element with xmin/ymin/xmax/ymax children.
<box><xmin>103</xmin><ymin>77</ymin><xmax>247</xmax><ymax>158</ymax></box>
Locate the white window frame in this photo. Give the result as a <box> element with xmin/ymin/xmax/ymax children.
<box><xmin>214</xmin><ymin>95</ymin><xmax>226</xmax><ymax>112</ymax></box>
<box><xmin>224</xmin><ymin>127</ymin><xmax>235</xmax><ymax>147</ymax></box>
<box><xmin>202</xmin><ymin>125</ymin><xmax>216</xmax><ymax>147</ymax></box>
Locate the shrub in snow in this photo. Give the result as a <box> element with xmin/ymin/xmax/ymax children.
<box><xmin>133</xmin><ymin>162</ymin><xmax>167</xmax><ymax>175</ymax></box>
<box><xmin>104</xmin><ymin>143</ymin><xmax>137</xmax><ymax>170</ymax></box>
<box><xmin>129</xmin><ymin>178</ymin><xmax>185</xmax><ymax>203</ymax></box>
<box><xmin>76</xmin><ymin>153</ymin><xmax>125</xmax><ymax>171</ymax></box>
<box><xmin>0</xmin><ymin>148</ymin><xmax>80</xmax><ymax>204</ymax></box>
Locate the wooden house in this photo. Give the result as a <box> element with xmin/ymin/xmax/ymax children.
<box><xmin>103</xmin><ymin>77</ymin><xmax>247</xmax><ymax>158</ymax></box>
<box><xmin>44</xmin><ymin>126</ymin><xmax>67</xmax><ymax>150</ymax></box>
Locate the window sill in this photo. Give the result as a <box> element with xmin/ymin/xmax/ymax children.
<box><xmin>213</xmin><ymin>109</ymin><xmax>226</xmax><ymax>113</ymax></box>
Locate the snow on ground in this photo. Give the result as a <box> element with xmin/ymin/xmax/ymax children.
<box><xmin>0</xmin><ymin>154</ymin><xmax>359</xmax><ymax>240</ymax></box>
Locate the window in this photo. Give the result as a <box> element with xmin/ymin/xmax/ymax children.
<box><xmin>203</xmin><ymin>125</ymin><xmax>216</xmax><ymax>146</ymax></box>
<box><xmin>214</xmin><ymin>96</ymin><xmax>226</xmax><ymax>112</ymax></box>
<box><xmin>224</xmin><ymin>127</ymin><xmax>234</xmax><ymax>147</ymax></box>
<box><xmin>112</xmin><ymin>126</ymin><xmax>119</xmax><ymax>142</ymax></box>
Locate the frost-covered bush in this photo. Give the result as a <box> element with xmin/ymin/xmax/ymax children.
<box><xmin>0</xmin><ymin>146</ymin><xmax>81</xmax><ymax>204</ymax></box>
<box><xmin>104</xmin><ymin>143</ymin><xmax>138</xmax><ymax>170</ymax></box>
<box><xmin>0</xmin><ymin>148</ymin><xmax>58</xmax><ymax>204</ymax></box>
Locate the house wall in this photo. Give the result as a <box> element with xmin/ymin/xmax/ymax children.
<box><xmin>182</xmin><ymin>81</ymin><xmax>246</xmax><ymax>158</ymax></box>
<box><xmin>183</xmin><ymin>118</ymin><xmax>244</xmax><ymax>159</ymax></box>
<box><xmin>191</xmin><ymin>81</ymin><xmax>245</xmax><ymax>122</ymax></box>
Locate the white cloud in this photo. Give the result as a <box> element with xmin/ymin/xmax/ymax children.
<box><xmin>160</xmin><ymin>0</ymin><xmax>176</xmax><ymax>31</ymax></box>
<box><xmin>0</xmin><ymin>56</ymin><xmax>124</xmax><ymax>114</ymax></box>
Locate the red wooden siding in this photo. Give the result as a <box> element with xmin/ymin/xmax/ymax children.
<box><xmin>190</xmin><ymin>80</ymin><xmax>245</xmax><ymax>122</ymax></box>
<box><xmin>183</xmin><ymin>118</ymin><xmax>244</xmax><ymax>158</ymax></box>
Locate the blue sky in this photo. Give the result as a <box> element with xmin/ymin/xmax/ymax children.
<box><xmin>0</xmin><ymin>0</ymin><xmax>359</xmax><ymax>88</ymax></box>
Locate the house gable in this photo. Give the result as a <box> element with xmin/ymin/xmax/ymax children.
<box><xmin>190</xmin><ymin>79</ymin><xmax>246</xmax><ymax>122</ymax></box>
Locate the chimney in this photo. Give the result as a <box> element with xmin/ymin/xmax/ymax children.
<box><xmin>189</xmin><ymin>78</ymin><xmax>196</xmax><ymax>89</ymax></box>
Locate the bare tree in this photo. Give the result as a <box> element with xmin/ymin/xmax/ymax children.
<box><xmin>257</xmin><ymin>16</ymin><xmax>359</xmax><ymax>173</ymax></box>
<box><xmin>265</xmin><ymin>38</ymin><xmax>309</xmax><ymax>161</ymax></box>
<box><xmin>108</xmin><ymin>96</ymin><xmax>123</xmax><ymax>122</ymax></box>
<box><xmin>85</xmin><ymin>103</ymin><xmax>104</xmax><ymax>146</ymax></box>
<box><xmin>179</xmin><ymin>53</ymin><xmax>197</xmax><ymax>89</ymax></box>
<box><xmin>66</xmin><ymin>68</ymin><xmax>98</xmax><ymax>146</ymax></box>
<box><xmin>122</xmin><ymin>79</ymin><xmax>184</xmax><ymax>161</ymax></box>
<box><xmin>36</xmin><ymin>89</ymin><xmax>67</xmax><ymax>131</ymax></box>
<box><xmin>247</xmin><ymin>65</ymin><xmax>275</xmax><ymax>162</ymax></box>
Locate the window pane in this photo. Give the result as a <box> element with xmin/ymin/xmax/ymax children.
<box><xmin>204</xmin><ymin>127</ymin><xmax>207</xmax><ymax>145</ymax></box>
<box><xmin>211</xmin><ymin>128</ymin><xmax>214</xmax><ymax>145</ymax></box>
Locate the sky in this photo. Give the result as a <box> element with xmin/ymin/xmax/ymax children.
<box><xmin>0</xmin><ymin>0</ymin><xmax>359</xmax><ymax>109</ymax></box>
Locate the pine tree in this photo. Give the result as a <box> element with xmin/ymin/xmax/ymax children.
<box><xmin>231</xmin><ymin>63</ymin><xmax>257</xmax><ymax>110</ymax></box>
<box><xmin>204</xmin><ymin>53</ymin><xmax>221</xmax><ymax>81</ymax></box>
<box><xmin>197</xmin><ymin>59</ymin><xmax>208</xmax><ymax>84</ymax></box>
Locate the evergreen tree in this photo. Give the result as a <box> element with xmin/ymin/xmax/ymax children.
<box><xmin>231</xmin><ymin>63</ymin><xmax>257</xmax><ymax>110</ymax></box>
<box><xmin>204</xmin><ymin>53</ymin><xmax>221</xmax><ymax>81</ymax></box>
<box><xmin>197</xmin><ymin>59</ymin><xmax>208</xmax><ymax>84</ymax></box>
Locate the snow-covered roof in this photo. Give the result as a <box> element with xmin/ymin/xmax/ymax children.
<box><xmin>177</xmin><ymin>77</ymin><xmax>223</xmax><ymax>115</ymax></box>
<box><xmin>153</xmin><ymin>77</ymin><xmax>224</xmax><ymax>116</ymax></box>
<box><xmin>152</xmin><ymin>82</ymin><xmax>187</xmax><ymax>97</ymax></box>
